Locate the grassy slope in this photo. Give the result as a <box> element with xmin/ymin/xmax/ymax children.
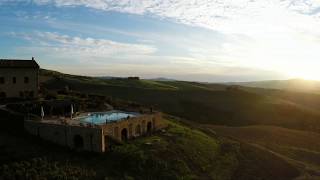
<box><xmin>240</xmin><ymin>86</ymin><xmax>320</xmax><ymax>112</ymax></box>
<box><xmin>1</xmin><ymin>117</ymin><xmax>300</xmax><ymax>180</ymax></box>
<box><xmin>203</xmin><ymin>125</ymin><xmax>320</xmax><ymax>179</ymax></box>
<box><xmin>0</xmin><ymin>119</ymin><xmax>223</xmax><ymax>179</ymax></box>
<box><xmin>41</xmin><ymin>69</ymin><xmax>320</xmax><ymax>133</ymax></box>
<box><xmin>39</xmin><ymin>69</ymin><xmax>177</xmax><ymax>90</ymax></box>
<box><xmin>229</xmin><ymin>79</ymin><xmax>320</xmax><ymax>93</ymax></box>
<box><xmin>37</xmin><ymin>69</ymin><xmax>320</xmax><ymax>179</ymax></box>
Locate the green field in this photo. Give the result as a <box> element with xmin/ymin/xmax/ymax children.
<box><xmin>0</xmin><ymin>116</ymin><xmax>301</xmax><ymax>180</ymax></box>
<box><xmin>203</xmin><ymin>125</ymin><xmax>320</xmax><ymax>179</ymax></box>
<box><xmin>1</xmin><ymin>69</ymin><xmax>320</xmax><ymax>179</ymax></box>
<box><xmin>229</xmin><ymin>79</ymin><xmax>320</xmax><ymax>93</ymax></box>
<box><xmin>41</xmin><ymin>69</ymin><xmax>320</xmax><ymax>133</ymax></box>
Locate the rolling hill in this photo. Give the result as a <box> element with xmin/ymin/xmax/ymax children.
<box><xmin>202</xmin><ymin>125</ymin><xmax>320</xmax><ymax>179</ymax></box>
<box><xmin>33</xmin><ymin>69</ymin><xmax>320</xmax><ymax>179</ymax></box>
<box><xmin>229</xmin><ymin>79</ymin><xmax>320</xmax><ymax>93</ymax></box>
<box><xmin>0</xmin><ymin>113</ymin><xmax>300</xmax><ymax>180</ymax></box>
<box><xmin>40</xmin><ymin>69</ymin><xmax>320</xmax><ymax>134</ymax></box>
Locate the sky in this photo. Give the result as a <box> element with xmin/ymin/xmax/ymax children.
<box><xmin>1</xmin><ymin>0</ymin><xmax>320</xmax><ymax>82</ymax></box>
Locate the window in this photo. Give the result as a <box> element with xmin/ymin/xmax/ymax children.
<box><xmin>0</xmin><ymin>92</ymin><xmax>6</xmax><ymax>98</ymax></box>
<box><xmin>142</xmin><ymin>120</ymin><xmax>146</xmax><ymax>133</ymax></box>
<box><xmin>114</xmin><ymin>127</ymin><xmax>119</xmax><ymax>138</ymax></box>
<box><xmin>0</xmin><ymin>77</ymin><xmax>4</xmax><ymax>84</ymax></box>
<box><xmin>24</xmin><ymin>77</ymin><xmax>29</xmax><ymax>84</ymax></box>
<box><xmin>129</xmin><ymin>124</ymin><xmax>133</xmax><ymax>137</ymax></box>
<box><xmin>29</xmin><ymin>91</ymin><xmax>34</xmax><ymax>98</ymax></box>
<box><xmin>20</xmin><ymin>91</ymin><xmax>24</xmax><ymax>98</ymax></box>
<box><xmin>73</xmin><ymin>135</ymin><xmax>84</xmax><ymax>149</ymax></box>
<box><xmin>12</xmin><ymin>77</ymin><xmax>16</xmax><ymax>84</ymax></box>
<box><xmin>135</xmin><ymin>125</ymin><xmax>141</xmax><ymax>136</ymax></box>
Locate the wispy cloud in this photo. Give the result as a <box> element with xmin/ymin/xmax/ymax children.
<box><xmin>20</xmin><ymin>0</ymin><xmax>319</xmax><ymax>35</ymax></box>
<box><xmin>11</xmin><ymin>31</ymin><xmax>157</xmax><ymax>60</ymax></box>
<box><xmin>18</xmin><ymin>1</ymin><xmax>320</xmax><ymax>74</ymax></box>
<box><xmin>2</xmin><ymin>0</ymin><xmax>320</xmax><ymax>80</ymax></box>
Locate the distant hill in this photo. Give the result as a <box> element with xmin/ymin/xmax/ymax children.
<box><xmin>39</xmin><ymin>69</ymin><xmax>178</xmax><ymax>90</ymax></box>
<box><xmin>95</xmin><ymin>76</ymin><xmax>122</xmax><ymax>80</ymax></box>
<box><xmin>228</xmin><ymin>79</ymin><xmax>320</xmax><ymax>93</ymax></box>
<box><xmin>41</xmin><ymin>69</ymin><xmax>320</xmax><ymax>93</ymax></box>
<box><xmin>40</xmin><ymin>69</ymin><xmax>320</xmax><ymax>134</ymax></box>
<box><xmin>148</xmin><ymin>77</ymin><xmax>177</xmax><ymax>81</ymax></box>
<box><xmin>2</xmin><ymin>68</ymin><xmax>317</xmax><ymax>179</ymax></box>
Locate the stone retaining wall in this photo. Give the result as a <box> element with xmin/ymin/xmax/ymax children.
<box><xmin>24</xmin><ymin>120</ymin><xmax>104</xmax><ymax>152</ymax></box>
<box><xmin>24</xmin><ymin>112</ymin><xmax>167</xmax><ymax>152</ymax></box>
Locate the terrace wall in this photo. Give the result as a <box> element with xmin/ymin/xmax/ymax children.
<box><xmin>24</xmin><ymin>120</ymin><xmax>104</xmax><ymax>152</ymax></box>
<box><xmin>101</xmin><ymin>112</ymin><xmax>167</xmax><ymax>151</ymax></box>
<box><xmin>24</xmin><ymin>112</ymin><xmax>167</xmax><ymax>152</ymax></box>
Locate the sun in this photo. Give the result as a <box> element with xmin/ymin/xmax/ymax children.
<box><xmin>285</xmin><ymin>66</ymin><xmax>320</xmax><ymax>81</ymax></box>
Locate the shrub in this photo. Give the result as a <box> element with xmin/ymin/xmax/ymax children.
<box><xmin>45</xmin><ymin>91</ymin><xmax>58</xmax><ymax>100</ymax></box>
<box><xmin>0</xmin><ymin>158</ymin><xmax>96</xmax><ymax>180</ymax></box>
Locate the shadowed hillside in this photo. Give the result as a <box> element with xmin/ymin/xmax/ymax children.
<box><xmin>40</xmin><ymin>69</ymin><xmax>320</xmax><ymax>133</ymax></box>
<box><xmin>0</xmin><ymin>116</ymin><xmax>300</xmax><ymax>180</ymax></box>
<box><xmin>1</xmin><ymin>69</ymin><xmax>318</xmax><ymax>179</ymax></box>
<box><xmin>35</xmin><ymin>69</ymin><xmax>320</xmax><ymax>179</ymax></box>
<box><xmin>203</xmin><ymin>125</ymin><xmax>320</xmax><ymax>179</ymax></box>
<box><xmin>239</xmin><ymin>86</ymin><xmax>320</xmax><ymax>112</ymax></box>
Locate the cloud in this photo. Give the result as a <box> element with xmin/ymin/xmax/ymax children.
<box><xmin>16</xmin><ymin>0</ymin><xmax>317</xmax><ymax>35</ymax></box>
<box><xmin>44</xmin><ymin>61</ymin><xmax>288</xmax><ymax>82</ymax></box>
<box><xmin>3</xmin><ymin>0</ymin><xmax>320</xmax><ymax>80</ymax></box>
<box><xmin>15</xmin><ymin>1</ymin><xmax>320</xmax><ymax>72</ymax></box>
<box><xmin>4</xmin><ymin>1</ymin><xmax>320</xmax><ymax>46</ymax></box>
<box><xmin>3</xmin><ymin>1</ymin><xmax>320</xmax><ymax>43</ymax></box>
<box><xmin>11</xmin><ymin>31</ymin><xmax>157</xmax><ymax>60</ymax></box>
<box><xmin>8</xmin><ymin>31</ymin><xmax>289</xmax><ymax>82</ymax></box>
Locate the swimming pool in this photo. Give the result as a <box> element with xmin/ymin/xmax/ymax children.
<box><xmin>77</xmin><ymin>111</ymin><xmax>139</xmax><ymax>125</ymax></box>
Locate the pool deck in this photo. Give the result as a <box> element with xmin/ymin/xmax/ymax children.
<box><xmin>36</xmin><ymin>110</ymin><xmax>151</xmax><ymax>128</ymax></box>
<box><xmin>75</xmin><ymin>111</ymin><xmax>140</xmax><ymax>124</ymax></box>
<box><xmin>24</xmin><ymin>111</ymin><xmax>166</xmax><ymax>152</ymax></box>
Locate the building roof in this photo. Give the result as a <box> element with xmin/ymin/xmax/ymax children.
<box><xmin>0</xmin><ymin>59</ymin><xmax>40</xmax><ymax>69</ymax></box>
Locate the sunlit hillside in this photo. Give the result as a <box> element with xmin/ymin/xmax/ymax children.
<box><xmin>35</xmin><ymin>69</ymin><xmax>320</xmax><ymax>179</ymax></box>
<box><xmin>40</xmin><ymin>69</ymin><xmax>320</xmax><ymax>133</ymax></box>
<box><xmin>230</xmin><ymin>79</ymin><xmax>320</xmax><ymax>93</ymax></box>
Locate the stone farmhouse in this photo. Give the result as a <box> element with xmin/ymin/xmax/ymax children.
<box><xmin>0</xmin><ymin>58</ymin><xmax>39</xmax><ymax>98</ymax></box>
<box><xmin>1</xmin><ymin>57</ymin><xmax>167</xmax><ymax>152</ymax></box>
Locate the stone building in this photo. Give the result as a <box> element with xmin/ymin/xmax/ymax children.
<box><xmin>0</xmin><ymin>58</ymin><xmax>39</xmax><ymax>98</ymax></box>
<box><xmin>24</xmin><ymin>112</ymin><xmax>167</xmax><ymax>152</ymax></box>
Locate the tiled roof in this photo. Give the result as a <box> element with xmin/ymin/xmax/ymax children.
<box><xmin>0</xmin><ymin>59</ymin><xmax>40</xmax><ymax>69</ymax></box>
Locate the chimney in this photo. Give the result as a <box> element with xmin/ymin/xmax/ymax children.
<box><xmin>32</xmin><ymin>57</ymin><xmax>34</xmax><ymax>61</ymax></box>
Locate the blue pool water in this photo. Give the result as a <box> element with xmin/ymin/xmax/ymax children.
<box><xmin>77</xmin><ymin>111</ymin><xmax>139</xmax><ymax>124</ymax></box>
